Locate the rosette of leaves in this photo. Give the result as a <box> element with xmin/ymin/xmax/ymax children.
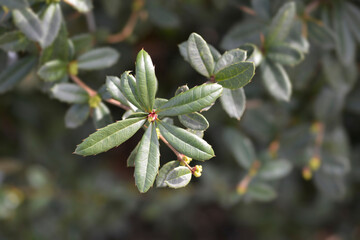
<box><xmin>75</xmin><ymin>49</ymin><xmax>223</xmax><ymax>193</ymax></box>
<box><xmin>179</xmin><ymin>33</ymin><xmax>255</xmax><ymax>120</ymax></box>
<box><xmin>221</xmin><ymin>1</ymin><xmax>309</xmax><ymax>102</ymax></box>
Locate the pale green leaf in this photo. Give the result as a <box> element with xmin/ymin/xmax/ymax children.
<box><xmin>40</xmin><ymin>3</ymin><xmax>62</xmax><ymax>48</ymax></box>
<box><xmin>135</xmin><ymin>123</ymin><xmax>160</xmax><ymax>193</ymax></box>
<box><xmin>220</xmin><ymin>88</ymin><xmax>246</xmax><ymax>120</ymax></box>
<box><xmin>135</xmin><ymin>49</ymin><xmax>158</xmax><ymax>111</ymax></box>
<box><xmin>260</xmin><ymin>59</ymin><xmax>291</xmax><ymax>101</ymax></box>
<box><xmin>65</xmin><ymin>104</ymin><xmax>90</xmax><ymax>129</ymax></box>
<box><xmin>71</xmin><ymin>33</ymin><xmax>94</xmax><ymax>55</ymax></box>
<box><xmin>252</xmin><ymin>0</ymin><xmax>270</xmax><ymax>20</ymax></box>
<box><xmin>223</xmin><ymin>128</ymin><xmax>256</xmax><ymax>169</ymax></box>
<box><xmin>106</xmin><ymin>76</ymin><xmax>130</xmax><ymax>107</ymax></box>
<box><xmin>92</xmin><ymin>102</ymin><xmax>113</xmax><ymax>129</ymax></box>
<box><xmin>307</xmin><ymin>21</ymin><xmax>335</xmax><ymax>49</ymax></box>
<box><xmin>164</xmin><ymin>166</ymin><xmax>192</xmax><ymax>189</ymax></box>
<box><xmin>187</xmin><ymin>33</ymin><xmax>214</xmax><ymax>77</ymax></box>
<box><xmin>345</xmin><ymin>2</ymin><xmax>360</xmax><ymax>43</ymax></box>
<box><xmin>179</xmin><ymin>41</ymin><xmax>220</xmax><ymax>63</ymax></box>
<box><xmin>153</xmin><ymin>98</ymin><xmax>168</xmax><ymax>109</ymax></box>
<box><xmin>246</xmin><ymin>182</ymin><xmax>277</xmax><ymax>202</ymax></box>
<box><xmin>77</xmin><ymin>47</ymin><xmax>119</xmax><ymax>70</ymax></box>
<box><xmin>64</xmin><ymin>0</ymin><xmax>93</xmax><ymax>12</ymax></box>
<box><xmin>13</xmin><ymin>8</ymin><xmax>43</xmax><ymax>43</ymax></box>
<box><xmin>0</xmin><ymin>0</ymin><xmax>29</xmax><ymax>9</ymax></box>
<box><xmin>158</xmin><ymin>121</ymin><xmax>214</xmax><ymax>161</ymax></box>
<box><xmin>120</xmin><ymin>71</ymin><xmax>143</xmax><ymax>110</ymax></box>
<box><xmin>267</xmin><ymin>44</ymin><xmax>304</xmax><ymax>66</ymax></box>
<box><xmin>51</xmin><ymin>83</ymin><xmax>88</xmax><ymax>104</ymax></box>
<box><xmin>257</xmin><ymin>159</ymin><xmax>292</xmax><ymax>180</ymax></box>
<box><xmin>215</xmin><ymin>61</ymin><xmax>255</xmax><ymax>89</ymax></box>
<box><xmin>221</xmin><ymin>21</ymin><xmax>264</xmax><ymax>50</ymax></box>
<box><xmin>0</xmin><ymin>31</ymin><xmax>30</xmax><ymax>51</ymax></box>
<box><xmin>75</xmin><ymin>117</ymin><xmax>146</xmax><ymax>156</ymax></box>
<box><xmin>214</xmin><ymin>49</ymin><xmax>247</xmax><ymax>73</ymax></box>
<box><xmin>178</xmin><ymin>112</ymin><xmax>209</xmax><ymax>131</ymax></box>
<box><xmin>156</xmin><ymin>160</ymin><xmax>180</xmax><ymax>187</ymax></box>
<box><xmin>0</xmin><ymin>56</ymin><xmax>36</xmax><ymax>94</ymax></box>
<box><xmin>239</xmin><ymin>43</ymin><xmax>263</xmax><ymax>66</ymax></box>
<box><xmin>266</xmin><ymin>2</ymin><xmax>296</xmax><ymax>47</ymax></box>
<box><xmin>38</xmin><ymin>60</ymin><xmax>67</xmax><ymax>82</ymax></box>
<box><xmin>157</xmin><ymin>83</ymin><xmax>223</xmax><ymax>117</ymax></box>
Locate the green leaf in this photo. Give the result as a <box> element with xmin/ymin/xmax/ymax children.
<box><xmin>13</xmin><ymin>8</ymin><xmax>43</xmax><ymax>43</ymax></box>
<box><xmin>135</xmin><ymin>49</ymin><xmax>158</xmax><ymax>111</ymax></box>
<box><xmin>187</xmin><ymin>33</ymin><xmax>215</xmax><ymax>77</ymax></box>
<box><xmin>92</xmin><ymin>102</ymin><xmax>113</xmax><ymax>129</ymax></box>
<box><xmin>164</xmin><ymin>166</ymin><xmax>192</xmax><ymax>189</ymax></box>
<box><xmin>38</xmin><ymin>60</ymin><xmax>68</xmax><ymax>82</ymax></box>
<box><xmin>158</xmin><ymin>121</ymin><xmax>214</xmax><ymax>161</ymax></box>
<box><xmin>223</xmin><ymin>128</ymin><xmax>256</xmax><ymax>169</ymax></box>
<box><xmin>51</xmin><ymin>83</ymin><xmax>88</xmax><ymax>104</ymax></box>
<box><xmin>260</xmin><ymin>59</ymin><xmax>291</xmax><ymax>102</ymax></box>
<box><xmin>220</xmin><ymin>88</ymin><xmax>246</xmax><ymax>120</ymax></box>
<box><xmin>64</xmin><ymin>0</ymin><xmax>93</xmax><ymax>13</ymax></box>
<box><xmin>65</xmin><ymin>104</ymin><xmax>90</xmax><ymax>129</ymax></box>
<box><xmin>0</xmin><ymin>31</ymin><xmax>30</xmax><ymax>51</ymax></box>
<box><xmin>321</xmin><ymin>153</ymin><xmax>350</xmax><ymax>176</ymax></box>
<box><xmin>267</xmin><ymin>44</ymin><xmax>304</xmax><ymax>66</ymax></box>
<box><xmin>178</xmin><ymin>112</ymin><xmax>209</xmax><ymax>131</ymax></box>
<box><xmin>314</xmin><ymin>170</ymin><xmax>346</xmax><ymax>201</ymax></box>
<box><xmin>127</xmin><ymin>142</ymin><xmax>140</xmax><ymax>167</ymax></box>
<box><xmin>257</xmin><ymin>159</ymin><xmax>292</xmax><ymax>180</ymax></box>
<box><xmin>134</xmin><ymin>123</ymin><xmax>160</xmax><ymax>193</ymax></box>
<box><xmin>215</xmin><ymin>62</ymin><xmax>255</xmax><ymax>89</ymax></box>
<box><xmin>221</xmin><ymin>21</ymin><xmax>264</xmax><ymax>50</ymax></box>
<box><xmin>265</xmin><ymin>2</ymin><xmax>296</xmax><ymax>47</ymax></box>
<box><xmin>39</xmin><ymin>24</ymin><xmax>69</xmax><ymax>63</ymax></box>
<box><xmin>239</xmin><ymin>43</ymin><xmax>263</xmax><ymax>66</ymax></box>
<box><xmin>214</xmin><ymin>49</ymin><xmax>247</xmax><ymax>73</ymax></box>
<box><xmin>0</xmin><ymin>56</ymin><xmax>36</xmax><ymax>94</ymax></box>
<box><xmin>77</xmin><ymin>47</ymin><xmax>119</xmax><ymax>70</ymax></box>
<box><xmin>120</xmin><ymin>71</ymin><xmax>143</xmax><ymax>110</ymax></box>
<box><xmin>179</xmin><ymin>41</ymin><xmax>220</xmax><ymax>63</ymax></box>
<box><xmin>147</xmin><ymin>3</ymin><xmax>179</xmax><ymax>28</ymax></box>
<box><xmin>307</xmin><ymin>21</ymin><xmax>335</xmax><ymax>49</ymax></box>
<box><xmin>71</xmin><ymin>33</ymin><xmax>94</xmax><ymax>56</ymax></box>
<box><xmin>345</xmin><ymin>2</ymin><xmax>360</xmax><ymax>43</ymax></box>
<box><xmin>246</xmin><ymin>182</ymin><xmax>277</xmax><ymax>202</ymax></box>
<box><xmin>106</xmin><ymin>76</ymin><xmax>130</xmax><ymax>107</ymax></box>
<box><xmin>0</xmin><ymin>0</ymin><xmax>28</xmax><ymax>9</ymax></box>
<box><xmin>332</xmin><ymin>3</ymin><xmax>355</xmax><ymax>65</ymax></box>
<box><xmin>153</xmin><ymin>98</ymin><xmax>168</xmax><ymax>109</ymax></box>
<box><xmin>251</xmin><ymin>0</ymin><xmax>270</xmax><ymax>20</ymax></box>
<box><xmin>75</xmin><ymin>117</ymin><xmax>146</xmax><ymax>156</ymax></box>
<box><xmin>157</xmin><ymin>83</ymin><xmax>223</xmax><ymax>117</ymax></box>
<box><xmin>156</xmin><ymin>160</ymin><xmax>180</xmax><ymax>187</ymax></box>
<box><xmin>40</xmin><ymin>3</ymin><xmax>62</xmax><ymax>48</ymax></box>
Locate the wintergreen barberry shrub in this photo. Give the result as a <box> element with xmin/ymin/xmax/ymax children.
<box><xmin>0</xmin><ymin>0</ymin><xmax>358</xmax><ymax>200</ymax></box>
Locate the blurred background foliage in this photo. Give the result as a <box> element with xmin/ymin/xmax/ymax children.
<box><xmin>0</xmin><ymin>0</ymin><xmax>360</xmax><ymax>239</ymax></box>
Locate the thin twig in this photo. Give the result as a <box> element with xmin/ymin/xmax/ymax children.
<box><xmin>70</xmin><ymin>75</ymin><xmax>97</xmax><ymax>97</ymax></box>
<box><xmin>236</xmin><ymin>5</ymin><xmax>256</xmax><ymax>16</ymax></box>
<box><xmin>107</xmin><ymin>11</ymin><xmax>141</xmax><ymax>44</ymax></box>
<box><xmin>305</xmin><ymin>0</ymin><xmax>321</xmax><ymax>15</ymax></box>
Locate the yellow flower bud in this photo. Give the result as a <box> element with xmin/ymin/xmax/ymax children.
<box><xmin>193</xmin><ymin>165</ymin><xmax>202</xmax><ymax>177</ymax></box>
<box><xmin>156</xmin><ymin>128</ymin><xmax>160</xmax><ymax>139</ymax></box>
<box><xmin>310</xmin><ymin>122</ymin><xmax>323</xmax><ymax>134</ymax></box>
<box><xmin>88</xmin><ymin>94</ymin><xmax>101</xmax><ymax>108</ymax></box>
<box><xmin>2</xmin><ymin>6</ymin><xmax>9</xmax><ymax>13</ymax></box>
<box><xmin>236</xmin><ymin>184</ymin><xmax>247</xmax><ymax>195</ymax></box>
<box><xmin>68</xmin><ymin>61</ymin><xmax>78</xmax><ymax>76</ymax></box>
<box><xmin>309</xmin><ymin>156</ymin><xmax>321</xmax><ymax>171</ymax></box>
<box><xmin>302</xmin><ymin>167</ymin><xmax>312</xmax><ymax>180</ymax></box>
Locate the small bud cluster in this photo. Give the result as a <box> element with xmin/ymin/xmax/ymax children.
<box><xmin>302</xmin><ymin>156</ymin><xmax>321</xmax><ymax>181</ymax></box>
<box><xmin>88</xmin><ymin>94</ymin><xmax>101</xmax><ymax>108</ymax></box>
<box><xmin>68</xmin><ymin>61</ymin><xmax>78</xmax><ymax>76</ymax></box>
<box><xmin>180</xmin><ymin>155</ymin><xmax>192</xmax><ymax>166</ymax></box>
<box><xmin>147</xmin><ymin>110</ymin><xmax>158</xmax><ymax>123</ymax></box>
<box><xmin>302</xmin><ymin>166</ymin><xmax>312</xmax><ymax>180</ymax></box>
<box><xmin>193</xmin><ymin>165</ymin><xmax>202</xmax><ymax>177</ymax></box>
